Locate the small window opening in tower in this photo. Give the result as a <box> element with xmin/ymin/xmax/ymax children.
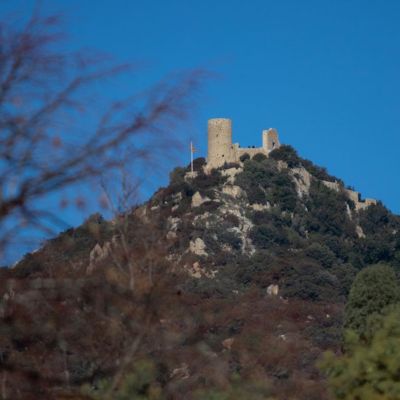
<box><xmin>272</xmin><ymin>141</ymin><xmax>275</xmax><ymax>148</ymax></box>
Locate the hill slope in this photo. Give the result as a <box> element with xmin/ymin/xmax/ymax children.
<box><xmin>3</xmin><ymin>145</ymin><xmax>400</xmax><ymax>399</ymax></box>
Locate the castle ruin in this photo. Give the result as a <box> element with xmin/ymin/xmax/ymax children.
<box><xmin>204</xmin><ymin>117</ymin><xmax>377</xmax><ymax>210</ymax></box>
<box><xmin>207</xmin><ymin>118</ymin><xmax>280</xmax><ymax>169</ymax></box>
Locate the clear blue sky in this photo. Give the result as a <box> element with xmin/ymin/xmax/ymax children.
<box><xmin>2</xmin><ymin>0</ymin><xmax>400</xmax><ymax>261</ymax></box>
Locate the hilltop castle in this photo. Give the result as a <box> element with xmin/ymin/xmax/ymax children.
<box><xmin>204</xmin><ymin>117</ymin><xmax>377</xmax><ymax>211</ymax></box>
<box><xmin>206</xmin><ymin>118</ymin><xmax>280</xmax><ymax>168</ymax></box>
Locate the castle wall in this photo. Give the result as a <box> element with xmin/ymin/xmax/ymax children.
<box><xmin>323</xmin><ymin>184</ymin><xmax>377</xmax><ymax>210</ymax></box>
<box><xmin>345</xmin><ymin>189</ymin><xmax>361</xmax><ymax>204</ymax></box>
<box><xmin>237</xmin><ymin>147</ymin><xmax>268</xmax><ymax>159</ymax></box>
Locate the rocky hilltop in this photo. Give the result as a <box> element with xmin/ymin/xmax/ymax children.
<box><xmin>3</xmin><ymin>145</ymin><xmax>400</xmax><ymax>399</ymax></box>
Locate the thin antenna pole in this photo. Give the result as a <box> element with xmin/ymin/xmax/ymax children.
<box><xmin>190</xmin><ymin>141</ymin><xmax>194</xmax><ymax>175</ymax></box>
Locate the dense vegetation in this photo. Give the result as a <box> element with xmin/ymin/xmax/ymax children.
<box><xmin>322</xmin><ymin>264</ymin><xmax>400</xmax><ymax>400</ymax></box>
<box><xmin>3</xmin><ymin>149</ymin><xmax>400</xmax><ymax>399</ymax></box>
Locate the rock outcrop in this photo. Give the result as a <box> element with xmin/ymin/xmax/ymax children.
<box><xmin>189</xmin><ymin>238</ymin><xmax>208</xmax><ymax>257</ymax></box>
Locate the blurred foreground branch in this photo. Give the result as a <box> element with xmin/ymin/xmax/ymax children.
<box><xmin>0</xmin><ymin>10</ymin><xmax>205</xmax><ymax>257</ymax></box>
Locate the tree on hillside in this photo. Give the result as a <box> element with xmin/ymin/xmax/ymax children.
<box><xmin>0</xmin><ymin>10</ymin><xmax>204</xmax><ymax>258</ymax></box>
<box><xmin>344</xmin><ymin>264</ymin><xmax>400</xmax><ymax>335</ymax></box>
<box><xmin>321</xmin><ymin>306</ymin><xmax>400</xmax><ymax>400</ymax></box>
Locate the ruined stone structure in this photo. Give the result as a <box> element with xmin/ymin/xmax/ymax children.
<box><xmin>320</xmin><ymin>181</ymin><xmax>377</xmax><ymax>210</ymax></box>
<box><xmin>205</xmin><ymin>117</ymin><xmax>377</xmax><ymax>210</ymax></box>
<box><xmin>207</xmin><ymin>118</ymin><xmax>280</xmax><ymax>169</ymax></box>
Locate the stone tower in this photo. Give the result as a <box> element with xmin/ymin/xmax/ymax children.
<box><xmin>262</xmin><ymin>128</ymin><xmax>280</xmax><ymax>153</ymax></box>
<box><xmin>207</xmin><ymin>118</ymin><xmax>236</xmax><ymax>168</ymax></box>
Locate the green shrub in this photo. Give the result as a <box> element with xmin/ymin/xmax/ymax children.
<box><xmin>269</xmin><ymin>172</ymin><xmax>298</xmax><ymax>211</ymax></box>
<box><xmin>235</xmin><ymin>157</ymin><xmax>297</xmax><ymax>210</ymax></box>
<box><xmin>234</xmin><ymin>251</ymin><xmax>274</xmax><ymax>286</ymax></box>
<box><xmin>235</xmin><ymin>159</ymin><xmax>276</xmax><ymax>205</ymax></box>
<box><xmin>83</xmin><ymin>359</ymin><xmax>162</xmax><ymax>400</ymax></box>
<box><xmin>192</xmin><ymin>157</ymin><xmax>206</xmax><ymax>171</ymax></box>
<box><xmin>358</xmin><ymin>203</ymin><xmax>392</xmax><ymax>235</ymax></box>
<box><xmin>224</xmin><ymin>213</ymin><xmax>240</xmax><ymax>227</ymax></box>
<box><xmin>239</xmin><ymin>152</ymin><xmax>250</xmax><ymax>162</ymax></box>
<box><xmin>14</xmin><ymin>254</ymin><xmax>43</xmax><ymax>278</ymax></box>
<box><xmin>194</xmin><ymin>376</ymin><xmax>273</xmax><ymax>400</ymax></box>
<box><xmin>222</xmin><ymin>162</ymin><xmax>241</xmax><ymax>169</ymax></box>
<box><xmin>321</xmin><ymin>305</ymin><xmax>400</xmax><ymax>400</ymax></box>
<box><xmin>184</xmin><ymin>274</ymin><xmax>239</xmax><ymax>298</ymax></box>
<box><xmin>169</xmin><ymin>166</ymin><xmax>186</xmax><ymax>186</ymax></box>
<box><xmin>330</xmin><ymin>263</ymin><xmax>358</xmax><ymax>296</ymax></box>
<box><xmin>192</xmin><ymin>168</ymin><xmax>227</xmax><ymax>192</ymax></box>
<box><xmin>269</xmin><ymin>145</ymin><xmax>301</xmax><ymax>168</ymax></box>
<box><xmin>311</xmin><ymin>234</ymin><xmax>352</xmax><ymax>262</ymax></box>
<box><xmin>250</xmin><ymin>210</ymin><xmax>291</xmax><ymax>228</ymax></box>
<box><xmin>301</xmin><ymin>159</ymin><xmax>342</xmax><ymax>183</ymax></box>
<box><xmin>305</xmin><ymin>242</ymin><xmax>336</xmax><ymax>268</ymax></box>
<box><xmin>305</xmin><ymin>181</ymin><xmax>354</xmax><ymax>237</ymax></box>
<box><xmin>344</xmin><ymin>264</ymin><xmax>400</xmax><ymax>334</ymax></box>
<box><xmin>219</xmin><ymin>230</ymin><xmax>242</xmax><ymax>250</ymax></box>
<box><xmin>252</xmin><ymin>153</ymin><xmax>267</xmax><ymax>162</ymax></box>
<box><xmin>280</xmin><ymin>261</ymin><xmax>341</xmax><ymax>302</ymax></box>
<box><xmin>358</xmin><ymin>235</ymin><xmax>394</xmax><ymax>264</ymax></box>
<box><xmin>194</xmin><ymin>200</ymin><xmax>221</xmax><ymax>214</ymax></box>
<box><xmin>269</xmin><ymin>145</ymin><xmax>341</xmax><ymax>183</ymax></box>
<box><xmin>250</xmin><ymin>224</ymin><xmax>288</xmax><ymax>248</ymax></box>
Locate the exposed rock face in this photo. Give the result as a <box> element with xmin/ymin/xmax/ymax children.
<box><xmin>166</xmin><ymin>231</ymin><xmax>177</xmax><ymax>240</ymax></box>
<box><xmin>356</xmin><ymin>225</ymin><xmax>366</xmax><ymax>238</ymax></box>
<box><xmin>166</xmin><ymin>217</ymin><xmax>180</xmax><ymax>239</ymax></box>
<box><xmin>186</xmin><ymin>261</ymin><xmax>216</xmax><ymax>279</ymax></box>
<box><xmin>167</xmin><ymin>217</ymin><xmax>181</xmax><ymax>232</ymax></box>
<box><xmin>221</xmin><ymin>167</ymin><xmax>242</xmax><ymax>184</ymax></box>
<box><xmin>170</xmin><ymin>363</ymin><xmax>189</xmax><ymax>380</ymax></box>
<box><xmin>147</xmin><ymin>151</ymin><xmax>380</xmax><ymax>284</ymax></box>
<box><xmin>191</xmin><ymin>192</ymin><xmax>210</xmax><ymax>208</ymax></box>
<box><xmin>171</xmin><ymin>192</ymin><xmax>183</xmax><ymax>204</ymax></box>
<box><xmin>291</xmin><ymin>167</ymin><xmax>312</xmax><ymax>197</ymax></box>
<box><xmin>184</xmin><ymin>171</ymin><xmax>198</xmax><ymax>180</ymax></box>
<box><xmin>222</xmin><ymin>337</ymin><xmax>235</xmax><ymax>350</ymax></box>
<box><xmin>267</xmin><ymin>284</ymin><xmax>279</xmax><ymax>296</ymax></box>
<box><xmin>87</xmin><ymin>242</ymin><xmax>112</xmax><ymax>273</ymax></box>
<box><xmin>222</xmin><ymin>185</ymin><xmax>245</xmax><ymax>199</ymax></box>
<box><xmin>251</xmin><ymin>203</ymin><xmax>270</xmax><ymax>211</ymax></box>
<box><xmin>321</xmin><ymin>180</ymin><xmax>341</xmax><ymax>192</ymax></box>
<box><xmin>218</xmin><ymin>200</ymin><xmax>255</xmax><ymax>255</ymax></box>
<box><xmin>133</xmin><ymin>205</ymin><xmax>148</xmax><ymax>222</ymax></box>
<box><xmin>189</xmin><ymin>238</ymin><xmax>208</xmax><ymax>256</ymax></box>
<box><xmin>276</xmin><ymin>160</ymin><xmax>288</xmax><ymax>170</ymax></box>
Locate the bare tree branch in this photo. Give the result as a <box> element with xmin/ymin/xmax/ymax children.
<box><xmin>0</xmin><ymin>11</ymin><xmax>206</xmax><ymax>257</ymax></box>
